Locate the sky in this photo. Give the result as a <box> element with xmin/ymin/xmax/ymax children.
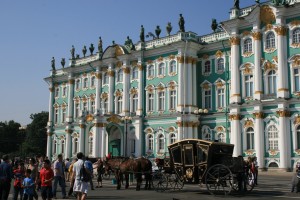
<box><xmin>0</xmin><ymin>0</ymin><xmax>261</xmax><ymax>125</ymax></box>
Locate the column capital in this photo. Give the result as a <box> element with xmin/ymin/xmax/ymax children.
<box><xmin>137</xmin><ymin>64</ymin><xmax>143</xmax><ymax>71</ymax></box>
<box><xmin>229</xmin><ymin>114</ymin><xmax>241</xmax><ymax>121</ymax></box>
<box><xmin>123</xmin><ymin>67</ymin><xmax>130</xmax><ymax>74</ymax></box>
<box><xmin>68</xmin><ymin>79</ymin><xmax>75</xmax><ymax>84</ymax></box>
<box><xmin>276</xmin><ymin>110</ymin><xmax>291</xmax><ymax>117</ymax></box>
<box><xmin>94</xmin><ymin>122</ymin><xmax>107</xmax><ymax>127</ymax></box>
<box><xmin>107</xmin><ymin>70</ymin><xmax>115</xmax><ymax>77</ymax></box>
<box><xmin>65</xmin><ymin>129</ymin><xmax>73</xmax><ymax>134</ymax></box>
<box><xmin>274</xmin><ymin>26</ymin><xmax>288</xmax><ymax>36</ymax></box>
<box><xmin>229</xmin><ymin>36</ymin><xmax>240</xmax><ymax>46</ymax></box>
<box><xmin>252</xmin><ymin>31</ymin><xmax>262</xmax><ymax>40</ymax></box>
<box><xmin>253</xmin><ymin>112</ymin><xmax>264</xmax><ymax>119</ymax></box>
<box><xmin>95</xmin><ymin>73</ymin><xmax>102</xmax><ymax>79</ymax></box>
<box><xmin>79</xmin><ymin>124</ymin><xmax>86</xmax><ymax>128</ymax></box>
<box><xmin>49</xmin><ymin>87</ymin><xmax>54</xmax><ymax>92</ymax></box>
<box><xmin>47</xmin><ymin>132</ymin><xmax>53</xmax><ymax>136</ymax></box>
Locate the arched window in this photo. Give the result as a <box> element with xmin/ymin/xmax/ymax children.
<box><xmin>91</xmin><ymin>76</ymin><xmax>96</xmax><ymax>87</ymax></box>
<box><xmin>148</xmin><ymin>93</ymin><xmax>154</xmax><ymax>111</ymax></box>
<box><xmin>103</xmin><ymin>73</ymin><xmax>109</xmax><ymax>84</ymax></box>
<box><xmin>158</xmin><ymin>63</ymin><xmax>165</xmax><ymax>75</ymax></box>
<box><xmin>246</xmin><ymin>127</ymin><xmax>254</xmax><ymax>149</ymax></box>
<box><xmin>158</xmin><ymin>134</ymin><xmax>164</xmax><ymax>151</ymax></box>
<box><xmin>170</xmin><ymin>133</ymin><xmax>176</xmax><ymax>144</ymax></box>
<box><xmin>132</xmin><ymin>67</ymin><xmax>138</xmax><ymax>79</ymax></box>
<box><xmin>294</xmin><ymin>68</ymin><xmax>300</xmax><ymax>92</ymax></box>
<box><xmin>83</xmin><ymin>101</ymin><xmax>88</xmax><ymax>111</ymax></box>
<box><xmin>218</xmin><ymin>132</ymin><xmax>226</xmax><ymax>143</ymax></box>
<box><xmin>55</xmin><ymin>88</ymin><xmax>59</xmax><ymax>98</ymax></box>
<box><xmin>244</xmin><ymin>38</ymin><xmax>252</xmax><ymax>53</ymax></box>
<box><xmin>158</xmin><ymin>91</ymin><xmax>165</xmax><ymax>111</ymax></box>
<box><xmin>204</xmin><ymin>61</ymin><xmax>211</xmax><ymax>73</ymax></box>
<box><xmin>117</xmin><ymin>96</ymin><xmax>123</xmax><ymax>114</ymax></box>
<box><xmin>169</xmin><ymin>61</ymin><xmax>176</xmax><ymax>73</ymax></box>
<box><xmin>292</xmin><ymin>28</ymin><xmax>300</xmax><ymax>44</ymax></box>
<box><xmin>148</xmin><ymin>135</ymin><xmax>153</xmax><ymax>151</ymax></box>
<box><xmin>73</xmin><ymin>137</ymin><xmax>78</xmax><ymax>154</ymax></box>
<box><xmin>91</xmin><ymin>101</ymin><xmax>95</xmax><ymax>113</ymax></box>
<box><xmin>61</xmin><ymin>140</ymin><xmax>65</xmax><ymax>154</ymax></box>
<box><xmin>170</xmin><ymin>90</ymin><xmax>176</xmax><ymax>110</ymax></box>
<box><xmin>297</xmin><ymin>126</ymin><xmax>300</xmax><ymax>149</ymax></box>
<box><xmin>268</xmin><ymin>125</ymin><xmax>278</xmax><ymax>150</ymax></box>
<box><xmin>217</xmin><ymin>58</ymin><xmax>224</xmax><ymax>72</ymax></box>
<box><xmin>75</xmin><ymin>102</ymin><xmax>80</xmax><ymax>118</ymax></box>
<box><xmin>89</xmin><ymin>137</ymin><xmax>93</xmax><ymax>155</ymax></box>
<box><xmin>132</xmin><ymin>94</ymin><xmax>138</xmax><ymax>113</ymax></box>
<box><xmin>266</xmin><ymin>32</ymin><xmax>275</xmax><ymax>49</ymax></box>
<box><xmin>245</xmin><ymin>74</ymin><xmax>254</xmax><ymax>97</ymax></box>
<box><xmin>117</xmin><ymin>69</ymin><xmax>123</xmax><ymax>82</ymax></box>
<box><xmin>148</xmin><ymin>65</ymin><xmax>154</xmax><ymax>77</ymax></box>
<box><xmin>103</xmin><ymin>98</ymin><xmax>108</xmax><ymax>113</ymax></box>
<box><xmin>202</xmin><ymin>127</ymin><xmax>211</xmax><ymax>140</ymax></box>
<box><xmin>76</xmin><ymin>80</ymin><xmax>80</xmax><ymax>90</ymax></box>
<box><xmin>83</xmin><ymin>78</ymin><xmax>88</xmax><ymax>88</ymax></box>
<box><xmin>267</xmin><ymin>70</ymin><xmax>277</xmax><ymax>94</ymax></box>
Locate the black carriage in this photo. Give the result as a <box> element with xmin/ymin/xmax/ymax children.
<box><xmin>152</xmin><ymin>139</ymin><xmax>255</xmax><ymax>195</ymax></box>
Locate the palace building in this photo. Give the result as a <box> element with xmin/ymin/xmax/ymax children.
<box><xmin>44</xmin><ymin>0</ymin><xmax>300</xmax><ymax>171</ymax></box>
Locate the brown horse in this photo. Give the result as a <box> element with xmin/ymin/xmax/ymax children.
<box><xmin>104</xmin><ymin>157</ymin><xmax>152</xmax><ymax>190</ymax></box>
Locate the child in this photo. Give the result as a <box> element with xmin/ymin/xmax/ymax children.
<box><xmin>22</xmin><ymin>169</ymin><xmax>35</xmax><ymax>200</ymax></box>
<box><xmin>39</xmin><ymin>159</ymin><xmax>54</xmax><ymax>200</ymax></box>
<box><xmin>13</xmin><ymin>162</ymin><xmax>25</xmax><ymax>200</ymax></box>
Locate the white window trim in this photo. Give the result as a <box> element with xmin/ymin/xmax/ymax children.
<box><xmin>241</xmin><ymin>37</ymin><xmax>254</xmax><ymax>57</ymax></box>
<box><xmin>75</xmin><ymin>79</ymin><xmax>81</xmax><ymax>91</ymax></box>
<box><xmin>201</xmin><ymin>125</ymin><xmax>212</xmax><ymax>140</ymax></box>
<box><xmin>168</xmin><ymin>60</ymin><xmax>177</xmax><ymax>76</ymax></box>
<box><xmin>201</xmin><ymin>82</ymin><xmax>212</xmax><ymax>110</ymax></box>
<box><xmin>130</xmin><ymin>93</ymin><xmax>138</xmax><ymax>113</ymax></box>
<box><xmin>264</xmin><ymin>69</ymin><xmax>278</xmax><ymax>95</ymax></box>
<box><xmin>263</xmin><ymin>30</ymin><xmax>277</xmax><ymax>53</ymax></box>
<box><xmin>215</xmin><ymin>57</ymin><xmax>225</xmax><ymax>74</ymax></box>
<box><xmin>214</xmin><ymin>79</ymin><xmax>226</xmax><ymax>110</ymax></box>
<box><xmin>157</xmin><ymin>62</ymin><xmax>166</xmax><ymax>78</ymax></box>
<box><xmin>157</xmin><ymin>132</ymin><xmax>165</xmax><ymax>153</ymax></box>
<box><xmin>265</xmin><ymin>122</ymin><xmax>279</xmax><ymax>151</ymax></box>
<box><xmin>116</xmin><ymin>69</ymin><xmax>123</xmax><ymax>83</ymax></box>
<box><xmin>90</xmin><ymin>76</ymin><xmax>96</xmax><ymax>88</ymax></box>
<box><xmin>146</xmin><ymin>133</ymin><xmax>154</xmax><ymax>152</ymax></box>
<box><xmin>288</xmin><ymin>24</ymin><xmax>300</xmax><ymax>48</ymax></box>
<box><xmin>147</xmin><ymin>65</ymin><xmax>155</xmax><ymax>80</ymax></box>
<box><xmin>157</xmin><ymin>89</ymin><xmax>165</xmax><ymax>112</ymax></box>
<box><xmin>131</xmin><ymin>66</ymin><xmax>139</xmax><ymax>80</ymax></box>
<box><xmin>202</xmin><ymin>60</ymin><xmax>212</xmax><ymax>76</ymax></box>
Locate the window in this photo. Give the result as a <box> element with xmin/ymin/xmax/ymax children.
<box><xmin>75</xmin><ymin>102</ymin><xmax>80</xmax><ymax>118</ymax></box>
<box><xmin>53</xmin><ymin>140</ymin><xmax>57</xmax><ymax>154</ymax></box>
<box><xmin>244</xmin><ymin>38</ymin><xmax>252</xmax><ymax>53</ymax></box>
<box><xmin>158</xmin><ymin>134</ymin><xmax>164</xmax><ymax>151</ymax></box>
<box><xmin>62</xmin><ymin>108</ymin><xmax>66</xmax><ymax>123</ymax></box>
<box><xmin>202</xmin><ymin>127</ymin><xmax>211</xmax><ymax>140</ymax></box>
<box><xmin>91</xmin><ymin>101</ymin><xmax>95</xmax><ymax>113</ymax></box>
<box><xmin>217</xmin><ymin>88</ymin><xmax>225</xmax><ymax>108</ymax></box>
<box><xmin>117</xmin><ymin>96</ymin><xmax>123</xmax><ymax>114</ymax></box>
<box><xmin>89</xmin><ymin>137</ymin><xmax>93</xmax><ymax>155</ymax></box>
<box><xmin>204</xmin><ymin>90</ymin><xmax>211</xmax><ymax>109</ymax></box>
<box><xmin>83</xmin><ymin>78</ymin><xmax>88</xmax><ymax>88</ymax></box>
<box><xmin>292</xmin><ymin>28</ymin><xmax>300</xmax><ymax>44</ymax></box>
<box><xmin>169</xmin><ymin>61</ymin><xmax>176</xmax><ymax>74</ymax></box>
<box><xmin>245</xmin><ymin>75</ymin><xmax>254</xmax><ymax>97</ymax></box>
<box><xmin>294</xmin><ymin>68</ymin><xmax>300</xmax><ymax>92</ymax></box>
<box><xmin>267</xmin><ymin>70</ymin><xmax>277</xmax><ymax>94</ymax></box>
<box><xmin>76</xmin><ymin>80</ymin><xmax>80</xmax><ymax>90</ymax></box>
<box><xmin>170</xmin><ymin>90</ymin><xmax>176</xmax><ymax>110</ymax></box>
<box><xmin>158</xmin><ymin>63</ymin><xmax>165</xmax><ymax>76</ymax></box>
<box><xmin>73</xmin><ymin>138</ymin><xmax>78</xmax><ymax>154</ymax></box>
<box><xmin>217</xmin><ymin>58</ymin><xmax>224</xmax><ymax>72</ymax></box>
<box><xmin>297</xmin><ymin>126</ymin><xmax>300</xmax><ymax>149</ymax></box>
<box><xmin>117</xmin><ymin>69</ymin><xmax>123</xmax><ymax>82</ymax></box>
<box><xmin>268</xmin><ymin>125</ymin><xmax>278</xmax><ymax>150</ymax></box>
<box><xmin>132</xmin><ymin>94</ymin><xmax>138</xmax><ymax>113</ymax></box>
<box><xmin>170</xmin><ymin>133</ymin><xmax>176</xmax><ymax>144</ymax></box>
<box><xmin>83</xmin><ymin>102</ymin><xmax>88</xmax><ymax>111</ymax></box>
<box><xmin>148</xmin><ymin>93</ymin><xmax>154</xmax><ymax>111</ymax></box>
<box><xmin>148</xmin><ymin>135</ymin><xmax>154</xmax><ymax>151</ymax></box>
<box><xmin>103</xmin><ymin>99</ymin><xmax>108</xmax><ymax>114</ymax></box>
<box><xmin>158</xmin><ymin>91</ymin><xmax>165</xmax><ymax>111</ymax></box>
<box><xmin>148</xmin><ymin>65</ymin><xmax>154</xmax><ymax>77</ymax></box>
<box><xmin>204</xmin><ymin>61</ymin><xmax>211</xmax><ymax>73</ymax></box>
<box><xmin>218</xmin><ymin>132</ymin><xmax>226</xmax><ymax>143</ymax></box>
<box><xmin>246</xmin><ymin>127</ymin><xmax>254</xmax><ymax>149</ymax></box>
<box><xmin>103</xmin><ymin>73</ymin><xmax>109</xmax><ymax>84</ymax></box>
<box><xmin>54</xmin><ymin>109</ymin><xmax>58</xmax><ymax>124</ymax></box>
<box><xmin>266</xmin><ymin>32</ymin><xmax>275</xmax><ymax>49</ymax></box>
<box><xmin>55</xmin><ymin>88</ymin><xmax>59</xmax><ymax>98</ymax></box>
<box><xmin>91</xmin><ymin>76</ymin><xmax>95</xmax><ymax>87</ymax></box>
<box><xmin>132</xmin><ymin>67</ymin><xmax>138</xmax><ymax>79</ymax></box>
<box><xmin>130</xmin><ymin>139</ymin><xmax>135</xmax><ymax>154</ymax></box>
<box><xmin>62</xmin><ymin>87</ymin><xmax>67</xmax><ymax>97</ymax></box>
<box><xmin>61</xmin><ymin>140</ymin><xmax>65</xmax><ymax>154</ymax></box>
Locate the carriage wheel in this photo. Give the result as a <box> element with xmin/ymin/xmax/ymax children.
<box><xmin>245</xmin><ymin>171</ymin><xmax>255</xmax><ymax>192</ymax></box>
<box><xmin>152</xmin><ymin>171</ymin><xmax>168</xmax><ymax>192</ymax></box>
<box><xmin>205</xmin><ymin>164</ymin><xmax>233</xmax><ymax>195</ymax></box>
<box><xmin>168</xmin><ymin>174</ymin><xmax>184</xmax><ymax>191</ymax></box>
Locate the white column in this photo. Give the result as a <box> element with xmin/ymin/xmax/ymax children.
<box><xmin>65</xmin><ymin>131</ymin><xmax>72</xmax><ymax>159</ymax></box>
<box><xmin>79</xmin><ymin>123</ymin><xmax>85</xmax><ymax>153</ymax></box>
<box><xmin>48</xmin><ymin>83</ymin><xmax>55</xmax><ymax>126</ymax></box>
<box><xmin>177</xmin><ymin>56</ymin><xmax>184</xmax><ymax>112</ymax></box>
<box><xmin>95</xmin><ymin>69</ymin><xmax>102</xmax><ymax>114</ymax></box>
<box><xmin>108</xmin><ymin>64</ymin><xmax>115</xmax><ymax>114</ymax></box>
<box><xmin>137</xmin><ymin>63</ymin><xmax>144</xmax><ymax>116</ymax></box>
<box><xmin>230</xmin><ymin>36</ymin><xmax>241</xmax><ymax>103</ymax></box>
<box><xmin>275</xmin><ymin>25</ymin><xmax>289</xmax><ymax>98</ymax></box>
<box><xmin>99</xmin><ymin>125</ymin><xmax>107</xmax><ymax>159</ymax></box>
<box><xmin>277</xmin><ymin>109</ymin><xmax>291</xmax><ymax>170</ymax></box>
<box><xmin>253</xmin><ymin>31</ymin><xmax>263</xmax><ymax>100</ymax></box>
<box><xmin>253</xmin><ymin>110</ymin><xmax>265</xmax><ymax>169</ymax></box>
<box><xmin>192</xmin><ymin>59</ymin><xmax>197</xmax><ymax>108</ymax></box>
<box><xmin>177</xmin><ymin>116</ymin><xmax>184</xmax><ymax>140</ymax></box>
<box><xmin>133</xmin><ymin>118</ymin><xmax>143</xmax><ymax>157</ymax></box>
<box><xmin>123</xmin><ymin>63</ymin><xmax>130</xmax><ymax>116</ymax></box>
<box><xmin>67</xmin><ymin>75</ymin><xmax>75</xmax><ymax>122</ymax></box>
<box><xmin>186</xmin><ymin>57</ymin><xmax>193</xmax><ymax>112</ymax></box>
<box><xmin>230</xmin><ymin>112</ymin><xmax>241</xmax><ymax>157</ymax></box>
<box><xmin>46</xmin><ymin>133</ymin><xmax>52</xmax><ymax>159</ymax></box>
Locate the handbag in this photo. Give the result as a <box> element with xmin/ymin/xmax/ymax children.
<box><xmin>80</xmin><ymin>164</ymin><xmax>91</xmax><ymax>182</ymax></box>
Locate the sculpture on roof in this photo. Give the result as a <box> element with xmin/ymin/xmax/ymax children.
<box><xmin>98</xmin><ymin>37</ymin><xmax>103</xmax><ymax>54</ymax></box>
<box><xmin>82</xmin><ymin>46</ymin><xmax>87</xmax><ymax>57</ymax></box>
<box><xmin>234</xmin><ymin>0</ymin><xmax>240</xmax><ymax>9</ymax></box>
<box><xmin>255</xmin><ymin>0</ymin><xmax>260</xmax><ymax>4</ymax></box>
<box><xmin>89</xmin><ymin>43</ymin><xmax>94</xmax><ymax>55</ymax></box>
<box><xmin>70</xmin><ymin>45</ymin><xmax>75</xmax><ymax>59</ymax></box>
<box><xmin>124</xmin><ymin>36</ymin><xmax>135</xmax><ymax>50</ymax></box>
<box><xmin>155</xmin><ymin>26</ymin><xmax>161</xmax><ymax>39</ymax></box>
<box><xmin>166</xmin><ymin>22</ymin><xmax>172</xmax><ymax>36</ymax></box>
<box><xmin>61</xmin><ymin>58</ymin><xmax>65</xmax><ymax>68</ymax></box>
<box><xmin>140</xmin><ymin>25</ymin><xmax>145</xmax><ymax>42</ymax></box>
<box><xmin>51</xmin><ymin>57</ymin><xmax>55</xmax><ymax>71</ymax></box>
<box><xmin>178</xmin><ymin>14</ymin><xmax>185</xmax><ymax>32</ymax></box>
<box><xmin>211</xmin><ymin>19</ymin><xmax>218</xmax><ymax>32</ymax></box>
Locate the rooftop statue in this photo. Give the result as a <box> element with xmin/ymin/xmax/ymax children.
<box><xmin>98</xmin><ymin>37</ymin><xmax>103</xmax><ymax>54</ymax></box>
<box><xmin>234</xmin><ymin>0</ymin><xmax>240</xmax><ymax>9</ymax></box>
<box><xmin>124</xmin><ymin>36</ymin><xmax>135</xmax><ymax>50</ymax></box>
<box><xmin>166</xmin><ymin>22</ymin><xmax>172</xmax><ymax>36</ymax></box>
<box><xmin>89</xmin><ymin>43</ymin><xmax>94</xmax><ymax>55</ymax></box>
<box><xmin>51</xmin><ymin>57</ymin><xmax>55</xmax><ymax>71</ymax></box>
<box><xmin>255</xmin><ymin>0</ymin><xmax>260</xmax><ymax>3</ymax></box>
<box><xmin>82</xmin><ymin>45</ymin><xmax>87</xmax><ymax>57</ymax></box>
<box><xmin>211</xmin><ymin>19</ymin><xmax>218</xmax><ymax>32</ymax></box>
<box><xmin>155</xmin><ymin>26</ymin><xmax>161</xmax><ymax>39</ymax></box>
<box><xmin>61</xmin><ymin>58</ymin><xmax>65</xmax><ymax>68</ymax></box>
<box><xmin>76</xmin><ymin>54</ymin><xmax>80</xmax><ymax>59</ymax></box>
<box><xmin>140</xmin><ymin>25</ymin><xmax>145</xmax><ymax>42</ymax></box>
<box><xmin>178</xmin><ymin>14</ymin><xmax>185</xmax><ymax>32</ymax></box>
<box><xmin>70</xmin><ymin>45</ymin><xmax>75</xmax><ymax>59</ymax></box>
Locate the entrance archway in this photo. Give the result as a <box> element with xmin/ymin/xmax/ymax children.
<box><xmin>107</xmin><ymin>125</ymin><xmax>122</xmax><ymax>157</ymax></box>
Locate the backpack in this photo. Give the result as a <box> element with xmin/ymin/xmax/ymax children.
<box><xmin>80</xmin><ymin>164</ymin><xmax>91</xmax><ymax>182</ymax></box>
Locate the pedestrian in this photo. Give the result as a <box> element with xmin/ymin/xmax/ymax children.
<box><xmin>40</xmin><ymin>159</ymin><xmax>54</xmax><ymax>200</ymax></box>
<box><xmin>13</xmin><ymin>162</ymin><xmax>25</xmax><ymax>200</ymax></box>
<box><xmin>52</xmin><ymin>154</ymin><xmax>67</xmax><ymax>199</ymax></box>
<box><xmin>84</xmin><ymin>157</ymin><xmax>94</xmax><ymax>190</ymax></box>
<box><xmin>72</xmin><ymin>152</ymin><xmax>89</xmax><ymax>200</ymax></box>
<box><xmin>22</xmin><ymin>169</ymin><xmax>35</xmax><ymax>200</ymax></box>
<box><xmin>95</xmin><ymin>159</ymin><xmax>103</xmax><ymax>188</ymax></box>
<box><xmin>64</xmin><ymin>158</ymin><xmax>71</xmax><ymax>182</ymax></box>
<box><xmin>0</xmin><ymin>154</ymin><xmax>13</xmax><ymax>200</ymax></box>
<box><xmin>27</xmin><ymin>158</ymin><xmax>38</xmax><ymax>200</ymax></box>
<box><xmin>67</xmin><ymin>158</ymin><xmax>78</xmax><ymax>197</ymax></box>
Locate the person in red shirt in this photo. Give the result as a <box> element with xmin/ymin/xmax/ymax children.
<box><xmin>39</xmin><ymin>159</ymin><xmax>54</xmax><ymax>200</ymax></box>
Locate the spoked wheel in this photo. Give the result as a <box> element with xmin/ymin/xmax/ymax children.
<box><xmin>168</xmin><ymin>174</ymin><xmax>184</xmax><ymax>191</ymax></box>
<box><xmin>245</xmin><ymin>171</ymin><xmax>255</xmax><ymax>192</ymax></box>
<box><xmin>231</xmin><ymin>171</ymin><xmax>255</xmax><ymax>193</ymax></box>
<box><xmin>205</xmin><ymin>164</ymin><xmax>233</xmax><ymax>195</ymax></box>
<box><xmin>152</xmin><ymin>171</ymin><xmax>168</xmax><ymax>192</ymax></box>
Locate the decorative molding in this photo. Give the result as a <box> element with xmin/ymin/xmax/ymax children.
<box><xmin>252</xmin><ymin>32</ymin><xmax>262</xmax><ymax>40</ymax></box>
<box><xmin>276</xmin><ymin>110</ymin><xmax>291</xmax><ymax>117</ymax></box>
<box><xmin>79</xmin><ymin>124</ymin><xmax>86</xmax><ymax>128</ymax></box>
<box><xmin>268</xmin><ymin>149</ymin><xmax>279</xmax><ymax>156</ymax></box>
<box><xmin>115</xmin><ymin>90</ymin><xmax>123</xmax><ymax>97</ymax></box>
<box><xmin>49</xmin><ymin>87</ymin><xmax>54</xmax><ymax>92</ymax></box>
<box><xmin>107</xmin><ymin>70</ymin><xmax>115</xmax><ymax>77</ymax></box>
<box><xmin>260</xmin><ymin>5</ymin><xmax>275</xmax><ymax>25</ymax></box>
<box><xmin>187</xmin><ymin>57</ymin><xmax>193</xmax><ymax>64</ymax></box>
<box><xmin>243</xmin><ymin>64</ymin><xmax>252</xmax><ymax>74</ymax></box>
<box><xmin>157</xmin><ymin>56</ymin><xmax>164</xmax><ymax>62</ymax></box>
<box><xmin>168</xmin><ymin>82</ymin><xmax>176</xmax><ymax>90</ymax></box>
<box><xmin>242</xmin><ymin>31</ymin><xmax>251</xmax><ymax>36</ymax></box>
<box><xmin>229</xmin><ymin>37</ymin><xmax>240</xmax><ymax>46</ymax></box>
<box><xmin>290</xmin><ymin>20</ymin><xmax>300</xmax><ymax>28</ymax></box>
<box><xmin>229</xmin><ymin>114</ymin><xmax>240</xmax><ymax>121</ymax></box>
<box><xmin>215</xmin><ymin>81</ymin><xmax>224</xmax><ymax>88</ymax></box>
<box><xmin>146</xmin><ymin>86</ymin><xmax>154</xmax><ymax>93</ymax></box>
<box><xmin>274</xmin><ymin>26</ymin><xmax>288</xmax><ymax>36</ymax></box>
<box><xmin>294</xmin><ymin>116</ymin><xmax>300</xmax><ymax>125</ymax></box>
<box><xmin>107</xmin><ymin>114</ymin><xmax>122</xmax><ymax>124</ymax></box>
<box><xmin>47</xmin><ymin>132</ymin><xmax>53</xmax><ymax>136</ymax></box>
<box><xmin>68</xmin><ymin>79</ymin><xmax>75</xmax><ymax>85</ymax></box>
<box><xmin>169</xmin><ymin>55</ymin><xmax>175</xmax><ymax>60</ymax></box>
<box><xmin>292</xmin><ymin>56</ymin><xmax>300</xmax><ymax>67</ymax></box>
<box><xmin>131</xmin><ymin>60</ymin><xmax>138</xmax><ymax>67</ymax></box>
<box><xmin>65</xmin><ymin>129</ymin><xmax>73</xmax><ymax>134</ymax></box>
<box><xmin>202</xmin><ymin>54</ymin><xmax>209</xmax><ymax>60</ymax></box>
<box><xmin>215</xmin><ymin>50</ymin><xmax>223</xmax><ymax>58</ymax></box>
<box><xmin>130</xmin><ymin>88</ymin><xmax>138</xmax><ymax>95</ymax></box>
<box><xmin>263</xmin><ymin>60</ymin><xmax>277</xmax><ymax>71</ymax></box>
<box><xmin>101</xmin><ymin>93</ymin><xmax>108</xmax><ymax>99</ymax></box>
<box><xmin>242</xmin><ymin>52</ymin><xmax>254</xmax><ymax>58</ymax></box>
<box><xmin>115</xmin><ymin>46</ymin><xmax>124</xmax><ymax>56</ymax></box>
<box><xmin>95</xmin><ymin>73</ymin><xmax>102</xmax><ymax>79</ymax></box>
<box><xmin>123</xmin><ymin>67</ymin><xmax>130</xmax><ymax>74</ymax></box>
<box><xmin>291</xmin><ymin>43</ymin><xmax>300</xmax><ymax>48</ymax></box>
<box><xmin>216</xmin><ymin>126</ymin><xmax>224</xmax><ymax>132</ymax></box>
<box><xmin>116</xmin><ymin>61</ymin><xmax>122</xmax><ymax>68</ymax></box>
<box><xmin>82</xmin><ymin>73</ymin><xmax>87</xmax><ymax>77</ymax></box>
<box><xmin>95</xmin><ymin>122</ymin><xmax>107</xmax><ymax>127</ymax></box>
<box><xmin>265</xmin><ymin>24</ymin><xmax>273</xmax><ymax>31</ymax></box>
<box><xmin>137</xmin><ymin>64</ymin><xmax>143</xmax><ymax>71</ymax></box>
<box><xmin>245</xmin><ymin>149</ymin><xmax>255</xmax><ymax>156</ymax></box>
<box><xmin>177</xmin><ymin>56</ymin><xmax>184</xmax><ymax>63</ymax></box>
<box><xmin>202</xmin><ymin>83</ymin><xmax>211</xmax><ymax>90</ymax></box>
<box><xmin>86</xmin><ymin>114</ymin><xmax>94</xmax><ymax>122</ymax></box>
<box><xmin>253</xmin><ymin>112</ymin><xmax>264</xmax><ymax>119</ymax></box>
<box><xmin>231</xmin><ymin>93</ymin><xmax>241</xmax><ymax>97</ymax></box>
<box><xmin>147</xmin><ymin>60</ymin><xmax>153</xmax><ymax>64</ymax></box>
<box><xmin>244</xmin><ymin>120</ymin><xmax>254</xmax><ymax>128</ymax></box>
<box><xmin>278</xmin><ymin>88</ymin><xmax>288</xmax><ymax>92</ymax></box>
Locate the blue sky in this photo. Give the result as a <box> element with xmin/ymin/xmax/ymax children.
<box><xmin>0</xmin><ymin>0</ymin><xmax>259</xmax><ymax>125</ymax></box>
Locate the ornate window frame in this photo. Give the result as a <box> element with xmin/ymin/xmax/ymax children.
<box><xmin>201</xmin><ymin>125</ymin><xmax>212</xmax><ymax>140</ymax></box>
<box><xmin>131</xmin><ymin>66</ymin><xmax>138</xmax><ymax>80</ymax></box>
<box><xmin>116</xmin><ymin>69</ymin><xmax>123</xmax><ymax>83</ymax></box>
<box><xmin>214</xmin><ymin>79</ymin><xmax>225</xmax><ymax>111</ymax></box>
<box><xmin>130</xmin><ymin>88</ymin><xmax>138</xmax><ymax>113</ymax></box>
<box><xmin>168</xmin><ymin>60</ymin><xmax>177</xmax><ymax>76</ymax></box>
<box><xmin>214</xmin><ymin>126</ymin><xmax>226</xmax><ymax>143</ymax></box>
<box><xmin>147</xmin><ymin>65</ymin><xmax>155</xmax><ymax>80</ymax></box>
<box><xmin>157</xmin><ymin>62</ymin><xmax>166</xmax><ymax>78</ymax></box>
<box><xmin>240</xmin><ymin>63</ymin><xmax>254</xmax><ymax>100</ymax></box>
<box><xmin>264</xmin><ymin>31</ymin><xmax>277</xmax><ymax>53</ymax></box>
<box><xmin>156</xmin><ymin>83</ymin><xmax>165</xmax><ymax>112</ymax></box>
<box><xmin>288</xmin><ymin>55</ymin><xmax>300</xmax><ymax>95</ymax></box>
<box><xmin>75</xmin><ymin>79</ymin><xmax>81</xmax><ymax>91</ymax></box>
<box><xmin>103</xmin><ymin>72</ymin><xmax>109</xmax><ymax>85</ymax></box>
<box><xmin>72</xmin><ymin>132</ymin><xmax>79</xmax><ymax>156</ymax></box>
<box><xmin>157</xmin><ymin>130</ymin><xmax>165</xmax><ymax>153</ymax></box>
<box><xmin>90</xmin><ymin>76</ymin><xmax>96</xmax><ymax>88</ymax></box>
<box><xmin>83</xmin><ymin>77</ymin><xmax>89</xmax><ymax>90</ymax></box>
<box><xmin>241</xmin><ymin>37</ymin><xmax>253</xmax><ymax>57</ymax></box>
<box><xmin>61</xmin><ymin>85</ymin><xmax>67</xmax><ymax>98</ymax></box>
<box><xmin>265</xmin><ymin>121</ymin><xmax>279</xmax><ymax>155</ymax></box>
<box><xmin>145</xmin><ymin>85</ymin><xmax>155</xmax><ymax>113</ymax></box>
<box><xmin>168</xmin><ymin>81</ymin><xmax>177</xmax><ymax>111</ymax></box>
<box><xmin>114</xmin><ymin>90</ymin><xmax>123</xmax><ymax>114</ymax></box>
<box><xmin>288</xmin><ymin>21</ymin><xmax>300</xmax><ymax>48</ymax></box>
<box><xmin>88</xmin><ymin>134</ymin><xmax>93</xmax><ymax>156</ymax></box>
<box><xmin>201</xmin><ymin>81</ymin><xmax>212</xmax><ymax>110</ymax></box>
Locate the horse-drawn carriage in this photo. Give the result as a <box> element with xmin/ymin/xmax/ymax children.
<box><xmin>153</xmin><ymin>139</ymin><xmax>255</xmax><ymax>195</ymax></box>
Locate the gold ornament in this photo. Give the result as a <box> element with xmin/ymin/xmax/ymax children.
<box><xmin>107</xmin><ymin>114</ymin><xmax>122</xmax><ymax>124</ymax></box>
<box><xmin>274</xmin><ymin>26</ymin><xmax>288</xmax><ymax>36</ymax></box>
<box><xmin>252</xmin><ymin>32</ymin><xmax>262</xmax><ymax>40</ymax></box>
<box><xmin>229</xmin><ymin>114</ymin><xmax>240</xmax><ymax>121</ymax></box>
<box><xmin>230</xmin><ymin>37</ymin><xmax>240</xmax><ymax>46</ymax></box>
<box><xmin>260</xmin><ymin>5</ymin><xmax>275</xmax><ymax>25</ymax></box>
<box><xmin>215</xmin><ymin>50</ymin><xmax>223</xmax><ymax>58</ymax></box>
